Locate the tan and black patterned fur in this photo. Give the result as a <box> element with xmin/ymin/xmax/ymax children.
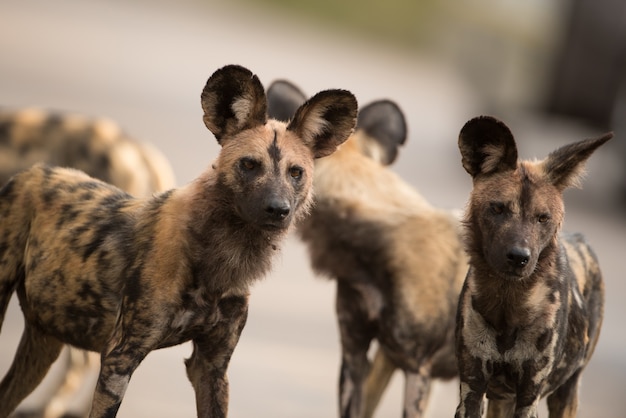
<box><xmin>0</xmin><ymin>107</ymin><xmax>176</xmax><ymax>418</ymax></box>
<box><xmin>455</xmin><ymin>116</ymin><xmax>610</xmax><ymax>418</ymax></box>
<box><xmin>0</xmin><ymin>108</ymin><xmax>175</xmax><ymax>198</ymax></box>
<box><xmin>268</xmin><ymin>81</ymin><xmax>467</xmax><ymax>418</ymax></box>
<box><xmin>0</xmin><ymin>65</ymin><xmax>357</xmax><ymax>418</ymax></box>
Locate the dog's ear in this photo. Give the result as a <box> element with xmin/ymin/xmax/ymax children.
<box><xmin>542</xmin><ymin>132</ymin><xmax>613</xmax><ymax>191</ymax></box>
<box><xmin>288</xmin><ymin>89</ymin><xmax>358</xmax><ymax>158</ymax></box>
<box><xmin>201</xmin><ymin>64</ymin><xmax>268</xmax><ymax>144</ymax></box>
<box><xmin>356</xmin><ymin>100</ymin><xmax>407</xmax><ymax>165</ymax></box>
<box><xmin>267</xmin><ymin>80</ymin><xmax>307</xmax><ymax>122</ymax></box>
<box><xmin>458</xmin><ymin>116</ymin><xmax>518</xmax><ymax>178</ymax></box>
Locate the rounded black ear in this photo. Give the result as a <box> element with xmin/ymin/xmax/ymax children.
<box><xmin>267</xmin><ymin>80</ymin><xmax>307</xmax><ymax>122</ymax></box>
<box><xmin>356</xmin><ymin>100</ymin><xmax>407</xmax><ymax>165</ymax></box>
<box><xmin>288</xmin><ymin>89</ymin><xmax>358</xmax><ymax>159</ymax></box>
<box><xmin>200</xmin><ymin>64</ymin><xmax>267</xmax><ymax>144</ymax></box>
<box><xmin>458</xmin><ymin>116</ymin><xmax>518</xmax><ymax>177</ymax></box>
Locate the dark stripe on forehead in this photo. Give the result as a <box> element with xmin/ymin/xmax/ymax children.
<box><xmin>268</xmin><ymin>130</ymin><xmax>282</xmax><ymax>161</ymax></box>
<box><xmin>268</xmin><ymin>130</ymin><xmax>282</xmax><ymax>172</ymax></box>
<box><xmin>519</xmin><ymin>164</ymin><xmax>534</xmax><ymax>215</ymax></box>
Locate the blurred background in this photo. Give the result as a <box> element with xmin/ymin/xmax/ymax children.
<box><xmin>1</xmin><ymin>0</ymin><xmax>624</xmax><ymax>416</ymax></box>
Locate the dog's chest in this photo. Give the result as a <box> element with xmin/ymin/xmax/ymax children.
<box><xmin>464</xmin><ymin>313</ymin><xmax>556</xmax><ymax>363</ymax></box>
<box><xmin>158</xmin><ymin>287</ymin><xmax>246</xmax><ymax>348</ymax></box>
<box><xmin>461</xmin><ymin>286</ymin><xmax>562</xmax><ymax>364</ymax></box>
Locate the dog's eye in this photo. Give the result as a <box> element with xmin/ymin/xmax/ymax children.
<box><xmin>490</xmin><ymin>202</ymin><xmax>505</xmax><ymax>215</ymax></box>
<box><xmin>538</xmin><ymin>214</ymin><xmax>550</xmax><ymax>223</ymax></box>
<box><xmin>240</xmin><ymin>158</ymin><xmax>258</xmax><ymax>171</ymax></box>
<box><xmin>289</xmin><ymin>166</ymin><xmax>303</xmax><ymax>179</ymax></box>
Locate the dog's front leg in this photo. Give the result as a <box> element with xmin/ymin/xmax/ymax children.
<box><xmin>89</xmin><ymin>339</ymin><xmax>148</xmax><ymax>418</ymax></box>
<box><xmin>338</xmin><ymin>344</ymin><xmax>371</xmax><ymax>418</ymax></box>
<box><xmin>486</xmin><ymin>397</ymin><xmax>515</xmax><ymax>418</ymax></box>
<box><xmin>546</xmin><ymin>369</ymin><xmax>582</xmax><ymax>418</ymax></box>
<box><xmin>336</xmin><ymin>282</ymin><xmax>376</xmax><ymax>418</ymax></box>
<box><xmin>455</xmin><ymin>379</ymin><xmax>486</xmax><ymax>418</ymax></box>
<box><xmin>510</xmin><ymin>400</ymin><xmax>541</xmax><ymax>418</ymax></box>
<box><xmin>511</xmin><ymin>386</ymin><xmax>542</xmax><ymax>418</ymax></box>
<box><xmin>185</xmin><ymin>294</ymin><xmax>249</xmax><ymax>418</ymax></box>
<box><xmin>455</xmin><ymin>355</ymin><xmax>489</xmax><ymax>418</ymax></box>
<box><xmin>509</xmin><ymin>359</ymin><xmax>548</xmax><ymax>418</ymax></box>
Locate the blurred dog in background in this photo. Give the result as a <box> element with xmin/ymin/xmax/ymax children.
<box><xmin>268</xmin><ymin>80</ymin><xmax>467</xmax><ymax>418</ymax></box>
<box><xmin>0</xmin><ymin>107</ymin><xmax>175</xmax><ymax>418</ymax></box>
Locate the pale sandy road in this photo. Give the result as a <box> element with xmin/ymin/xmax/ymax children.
<box><xmin>1</xmin><ymin>1</ymin><xmax>624</xmax><ymax>417</ymax></box>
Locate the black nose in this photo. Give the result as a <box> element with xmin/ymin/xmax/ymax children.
<box><xmin>265</xmin><ymin>199</ymin><xmax>291</xmax><ymax>220</ymax></box>
<box><xmin>507</xmin><ymin>247</ymin><xmax>531</xmax><ymax>267</ymax></box>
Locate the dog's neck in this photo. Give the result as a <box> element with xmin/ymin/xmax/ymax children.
<box><xmin>161</xmin><ymin>168</ymin><xmax>288</xmax><ymax>294</ymax></box>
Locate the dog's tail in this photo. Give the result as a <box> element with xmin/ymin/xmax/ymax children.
<box><xmin>362</xmin><ymin>347</ymin><xmax>396</xmax><ymax>417</ymax></box>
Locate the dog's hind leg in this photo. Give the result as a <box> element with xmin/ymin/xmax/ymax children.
<box><xmin>0</xmin><ymin>262</ymin><xmax>22</xmax><ymax>335</ymax></box>
<box><xmin>0</xmin><ymin>290</ymin><xmax>13</xmax><ymax>335</ymax></box>
<box><xmin>0</xmin><ymin>325</ymin><xmax>64</xmax><ymax>418</ymax></box>
<box><xmin>362</xmin><ymin>348</ymin><xmax>395</xmax><ymax>418</ymax></box>
<box><xmin>546</xmin><ymin>369</ymin><xmax>582</xmax><ymax>418</ymax></box>
<box><xmin>41</xmin><ymin>350</ymin><xmax>99</xmax><ymax>418</ymax></box>
<box><xmin>402</xmin><ymin>365</ymin><xmax>433</xmax><ymax>418</ymax></box>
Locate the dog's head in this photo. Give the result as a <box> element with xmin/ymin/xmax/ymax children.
<box><xmin>201</xmin><ymin>65</ymin><xmax>357</xmax><ymax>231</ymax></box>
<box><xmin>267</xmin><ymin>79</ymin><xmax>406</xmax><ymax>166</ymax></box>
<box><xmin>458</xmin><ymin>116</ymin><xmax>612</xmax><ymax>280</ymax></box>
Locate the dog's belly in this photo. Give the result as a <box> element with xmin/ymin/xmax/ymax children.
<box><xmin>20</xmin><ymin>268</ymin><xmax>122</xmax><ymax>351</ymax></box>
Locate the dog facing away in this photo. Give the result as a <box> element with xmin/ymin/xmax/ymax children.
<box><xmin>455</xmin><ymin>116</ymin><xmax>610</xmax><ymax>418</ymax></box>
<box><xmin>268</xmin><ymin>80</ymin><xmax>468</xmax><ymax>418</ymax></box>
<box><xmin>0</xmin><ymin>108</ymin><xmax>176</xmax><ymax>417</ymax></box>
<box><xmin>0</xmin><ymin>64</ymin><xmax>357</xmax><ymax>418</ymax></box>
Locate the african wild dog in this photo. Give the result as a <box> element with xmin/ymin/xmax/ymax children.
<box><xmin>267</xmin><ymin>80</ymin><xmax>468</xmax><ymax>418</ymax></box>
<box><xmin>455</xmin><ymin>116</ymin><xmax>610</xmax><ymax>418</ymax></box>
<box><xmin>0</xmin><ymin>108</ymin><xmax>175</xmax><ymax>198</ymax></box>
<box><xmin>0</xmin><ymin>64</ymin><xmax>358</xmax><ymax>418</ymax></box>
<box><xmin>0</xmin><ymin>108</ymin><xmax>176</xmax><ymax>417</ymax></box>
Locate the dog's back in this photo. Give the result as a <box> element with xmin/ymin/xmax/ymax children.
<box><xmin>0</xmin><ymin>108</ymin><xmax>175</xmax><ymax>197</ymax></box>
<box><xmin>301</xmin><ymin>131</ymin><xmax>465</xmax><ymax>331</ymax></box>
<box><xmin>560</xmin><ymin>232</ymin><xmax>604</xmax><ymax>364</ymax></box>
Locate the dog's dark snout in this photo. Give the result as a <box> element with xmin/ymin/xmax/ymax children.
<box><xmin>507</xmin><ymin>246</ymin><xmax>531</xmax><ymax>267</ymax></box>
<box><xmin>265</xmin><ymin>199</ymin><xmax>291</xmax><ymax>219</ymax></box>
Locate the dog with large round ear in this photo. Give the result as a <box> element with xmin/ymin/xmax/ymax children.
<box><xmin>458</xmin><ymin>115</ymin><xmax>519</xmax><ymax>179</ymax></box>
<box><xmin>354</xmin><ymin>100</ymin><xmax>406</xmax><ymax>165</ymax></box>
<box><xmin>0</xmin><ymin>63</ymin><xmax>359</xmax><ymax>418</ymax></box>
<box><xmin>267</xmin><ymin>79</ymin><xmax>307</xmax><ymax>123</ymax></box>
<box><xmin>266</xmin><ymin>79</ymin><xmax>406</xmax><ymax>164</ymax></box>
<box><xmin>455</xmin><ymin>115</ymin><xmax>612</xmax><ymax>418</ymax></box>
<box><xmin>201</xmin><ymin>64</ymin><xmax>269</xmax><ymax>143</ymax></box>
<box><xmin>269</xmin><ymin>78</ymin><xmax>464</xmax><ymax>418</ymax></box>
<box><xmin>203</xmin><ymin>65</ymin><xmax>357</xmax><ymax>158</ymax></box>
<box><xmin>458</xmin><ymin>115</ymin><xmax>613</xmax><ymax>188</ymax></box>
